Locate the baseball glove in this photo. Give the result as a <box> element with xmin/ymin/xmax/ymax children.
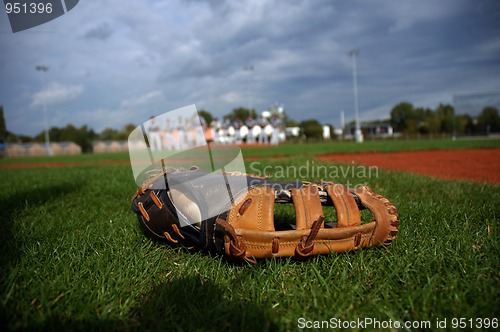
<box><xmin>131</xmin><ymin>167</ymin><xmax>399</xmax><ymax>263</ymax></box>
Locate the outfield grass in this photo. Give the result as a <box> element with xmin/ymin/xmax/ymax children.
<box><xmin>241</xmin><ymin>137</ymin><xmax>500</xmax><ymax>159</ymax></box>
<box><xmin>1</xmin><ymin>141</ymin><xmax>499</xmax><ymax>331</ymax></box>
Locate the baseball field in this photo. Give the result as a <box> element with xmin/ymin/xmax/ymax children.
<box><xmin>1</xmin><ymin>138</ymin><xmax>499</xmax><ymax>331</ymax></box>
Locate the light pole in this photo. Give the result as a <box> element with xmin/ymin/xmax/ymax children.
<box><xmin>347</xmin><ymin>50</ymin><xmax>363</xmax><ymax>143</ymax></box>
<box><xmin>243</xmin><ymin>65</ymin><xmax>254</xmax><ymax>112</ymax></box>
<box><xmin>36</xmin><ymin>65</ymin><xmax>52</xmax><ymax>156</ymax></box>
<box><xmin>340</xmin><ymin>110</ymin><xmax>345</xmax><ymax>138</ymax></box>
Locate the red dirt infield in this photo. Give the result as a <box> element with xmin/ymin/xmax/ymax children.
<box><xmin>2</xmin><ymin>148</ymin><xmax>499</xmax><ymax>185</ymax></box>
<box><xmin>317</xmin><ymin>148</ymin><xmax>500</xmax><ymax>185</ymax></box>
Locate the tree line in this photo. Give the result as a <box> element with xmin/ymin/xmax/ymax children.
<box><xmin>2</xmin><ymin>121</ymin><xmax>136</xmax><ymax>153</ymax></box>
<box><xmin>389</xmin><ymin>102</ymin><xmax>500</xmax><ymax>136</ymax></box>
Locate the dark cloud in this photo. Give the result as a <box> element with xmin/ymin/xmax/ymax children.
<box><xmin>1</xmin><ymin>0</ymin><xmax>500</xmax><ymax>135</ymax></box>
<box><xmin>83</xmin><ymin>22</ymin><xmax>113</xmax><ymax>40</ymax></box>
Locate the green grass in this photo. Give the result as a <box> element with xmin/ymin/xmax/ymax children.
<box><xmin>241</xmin><ymin>137</ymin><xmax>500</xmax><ymax>158</ymax></box>
<box><xmin>1</xmin><ymin>141</ymin><xmax>499</xmax><ymax>331</ymax></box>
<box><xmin>0</xmin><ymin>151</ymin><xmax>130</xmax><ymax>165</ymax></box>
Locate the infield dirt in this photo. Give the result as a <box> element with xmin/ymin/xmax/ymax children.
<box><xmin>317</xmin><ymin>148</ymin><xmax>500</xmax><ymax>185</ymax></box>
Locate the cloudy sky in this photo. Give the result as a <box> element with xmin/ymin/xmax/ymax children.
<box><xmin>1</xmin><ymin>0</ymin><xmax>500</xmax><ymax>136</ymax></box>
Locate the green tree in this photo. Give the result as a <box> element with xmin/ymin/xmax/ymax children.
<box><xmin>100</xmin><ymin>127</ymin><xmax>119</xmax><ymax>141</ymax></box>
<box><xmin>390</xmin><ymin>102</ymin><xmax>414</xmax><ymax>133</ymax></box>
<box><xmin>59</xmin><ymin>124</ymin><xmax>79</xmax><ymax>142</ymax></box>
<box><xmin>108</xmin><ymin>123</ymin><xmax>137</xmax><ymax>141</ymax></box>
<box><xmin>123</xmin><ymin>123</ymin><xmax>136</xmax><ymax>135</ymax></box>
<box><xmin>35</xmin><ymin>126</ymin><xmax>63</xmax><ymax>142</ymax></box>
<box><xmin>425</xmin><ymin>111</ymin><xmax>441</xmax><ymax>135</ymax></box>
<box><xmin>36</xmin><ymin>124</ymin><xmax>97</xmax><ymax>153</ymax></box>
<box><xmin>436</xmin><ymin>103</ymin><xmax>454</xmax><ymax>134</ymax></box>
<box><xmin>455</xmin><ymin>114</ymin><xmax>476</xmax><ymax>135</ymax></box>
<box><xmin>75</xmin><ymin>125</ymin><xmax>97</xmax><ymax>153</ymax></box>
<box><xmin>414</xmin><ymin>107</ymin><xmax>433</xmax><ymax>135</ymax></box>
<box><xmin>117</xmin><ymin>123</ymin><xmax>137</xmax><ymax>140</ymax></box>
<box><xmin>300</xmin><ymin>119</ymin><xmax>323</xmax><ymax>139</ymax></box>
<box><xmin>197</xmin><ymin>110</ymin><xmax>213</xmax><ymax>126</ymax></box>
<box><xmin>477</xmin><ymin>106</ymin><xmax>500</xmax><ymax>134</ymax></box>
<box><xmin>6</xmin><ymin>132</ymin><xmax>32</xmax><ymax>143</ymax></box>
<box><xmin>227</xmin><ymin>107</ymin><xmax>258</xmax><ymax>122</ymax></box>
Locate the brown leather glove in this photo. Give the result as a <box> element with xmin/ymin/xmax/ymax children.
<box><xmin>132</xmin><ymin>169</ymin><xmax>399</xmax><ymax>263</ymax></box>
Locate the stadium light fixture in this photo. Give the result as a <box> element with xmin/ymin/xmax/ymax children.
<box><xmin>347</xmin><ymin>50</ymin><xmax>363</xmax><ymax>143</ymax></box>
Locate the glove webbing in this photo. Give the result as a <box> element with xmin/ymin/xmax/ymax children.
<box><xmin>217</xmin><ymin>184</ymin><xmax>398</xmax><ymax>261</ymax></box>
